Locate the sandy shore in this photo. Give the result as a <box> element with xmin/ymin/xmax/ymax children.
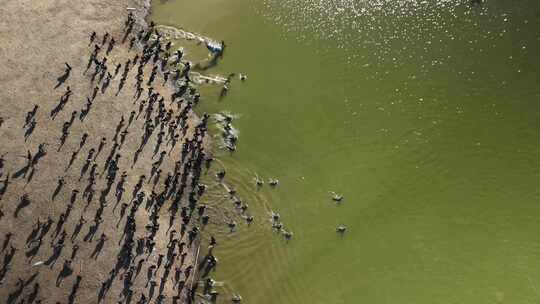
<box><xmin>0</xmin><ymin>0</ymin><xmax>207</xmax><ymax>303</ymax></box>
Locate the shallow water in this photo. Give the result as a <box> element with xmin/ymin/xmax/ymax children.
<box><xmin>151</xmin><ymin>0</ymin><xmax>540</xmax><ymax>303</ymax></box>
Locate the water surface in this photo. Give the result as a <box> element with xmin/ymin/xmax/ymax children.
<box><xmin>152</xmin><ymin>1</ymin><xmax>540</xmax><ymax>303</ymax></box>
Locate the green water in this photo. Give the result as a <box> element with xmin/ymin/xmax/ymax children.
<box><xmin>151</xmin><ymin>0</ymin><xmax>540</xmax><ymax>303</ymax></box>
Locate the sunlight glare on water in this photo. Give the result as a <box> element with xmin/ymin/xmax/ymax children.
<box><xmin>259</xmin><ymin>0</ymin><xmax>516</xmax><ymax>72</ymax></box>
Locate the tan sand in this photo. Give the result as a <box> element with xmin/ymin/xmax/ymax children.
<box><xmin>0</xmin><ymin>0</ymin><xmax>205</xmax><ymax>302</ymax></box>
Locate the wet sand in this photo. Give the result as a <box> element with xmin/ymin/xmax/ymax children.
<box><xmin>0</xmin><ymin>0</ymin><xmax>205</xmax><ymax>303</ymax></box>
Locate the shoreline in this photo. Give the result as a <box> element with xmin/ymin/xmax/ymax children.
<box><xmin>137</xmin><ymin>0</ymin><xmax>206</xmax><ymax>298</ymax></box>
